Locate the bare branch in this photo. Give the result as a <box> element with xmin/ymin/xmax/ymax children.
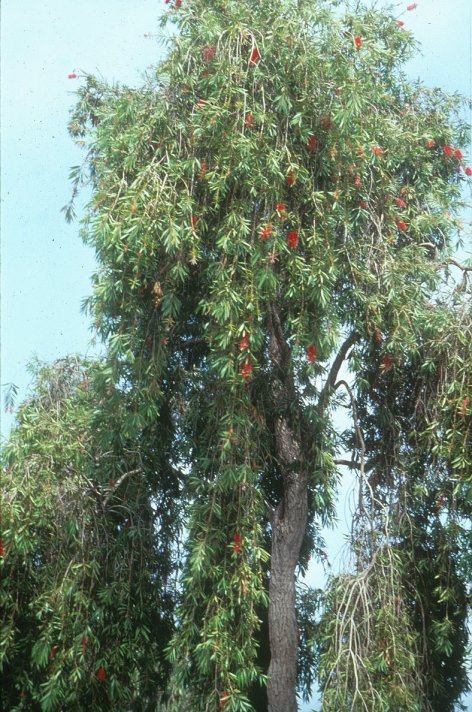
<box><xmin>103</xmin><ymin>468</ymin><xmax>143</xmax><ymax>509</ymax></box>
<box><xmin>335</xmin><ymin>459</ymin><xmax>362</xmax><ymax>470</ymax></box>
<box><xmin>318</xmin><ymin>332</ymin><xmax>359</xmax><ymax>417</ymax></box>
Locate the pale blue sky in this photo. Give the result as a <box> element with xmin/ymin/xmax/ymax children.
<box><xmin>1</xmin><ymin>2</ymin><xmax>471</xmax><ymax>709</ymax></box>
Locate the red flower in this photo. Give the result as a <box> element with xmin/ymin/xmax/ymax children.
<box><xmin>307</xmin><ymin>135</ymin><xmax>318</xmax><ymax>151</ymax></box>
<box><xmin>67</xmin><ymin>73</ymin><xmax>77</xmax><ymax>79</ymax></box>
<box><xmin>174</xmin><ymin>0</ymin><xmax>182</xmax><ymax>8</ymax></box>
<box><xmin>382</xmin><ymin>354</ymin><xmax>394</xmax><ymax>372</ymax></box>
<box><xmin>249</xmin><ymin>47</ymin><xmax>260</xmax><ymax>66</ymax></box>
<box><xmin>354</xmin><ymin>36</ymin><xmax>363</xmax><ymax>49</ymax></box>
<box><xmin>396</xmin><ymin>20</ymin><xmax>405</xmax><ymax>27</ymax></box>
<box><xmin>220</xmin><ymin>694</ymin><xmax>229</xmax><ymax>710</ymax></box>
<box><xmin>397</xmin><ymin>219</ymin><xmax>407</xmax><ymax>231</ymax></box>
<box><xmin>233</xmin><ymin>533</ymin><xmax>242</xmax><ymax>554</ymax></box>
<box><xmin>372</xmin><ymin>146</ymin><xmax>383</xmax><ymax>157</ymax></box>
<box><xmin>260</xmin><ymin>224</ymin><xmax>273</xmax><ymax>239</ymax></box>
<box><xmin>199</xmin><ymin>161</ymin><xmax>207</xmax><ymax>179</ymax></box>
<box><xmin>306</xmin><ymin>344</ymin><xmax>317</xmax><ymax>364</ymax></box>
<box><xmin>240</xmin><ymin>359</ymin><xmax>253</xmax><ymax>381</ymax></box>
<box><xmin>96</xmin><ymin>667</ymin><xmax>107</xmax><ymax>682</ymax></box>
<box><xmin>454</xmin><ymin>149</ymin><xmax>463</xmax><ymax>160</ymax></box>
<box><xmin>0</xmin><ymin>541</ymin><xmax>5</xmax><ymax>556</ymax></box>
<box><xmin>191</xmin><ymin>215</ymin><xmax>199</xmax><ymax>228</ymax></box>
<box><xmin>81</xmin><ymin>636</ymin><xmax>90</xmax><ymax>654</ymax></box>
<box><xmin>406</xmin><ymin>3</ymin><xmax>417</xmax><ymax>10</ymax></box>
<box><xmin>354</xmin><ymin>175</ymin><xmax>362</xmax><ymax>188</ymax></box>
<box><xmin>425</xmin><ymin>139</ymin><xmax>436</xmax><ymax>148</ymax></box>
<box><xmin>395</xmin><ymin>197</ymin><xmax>407</xmax><ymax>209</ymax></box>
<box><xmin>465</xmin><ymin>167</ymin><xmax>472</xmax><ymax>176</ymax></box>
<box><xmin>443</xmin><ymin>145</ymin><xmax>454</xmax><ymax>157</ymax></box>
<box><xmin>239</xmin><ymin>334</ymin><xmax>250</xmax><ymax>351</ymax></box>
<box><xmin>275</xmin><ymin>203</ymin><xmax>286</xmax><ymax>215</ymax></box>
<box><xmin>245</xmin><ymin>112</ymin><xmax>255</xmax><ymax>128</ymax></box>
<box><xmin>320</xmin><ymin>117</ymin><xmax>332</xmax><ymax>130</ymax></box>
<box><xmin>202</xmin><ymin>45</ymin><xmax>216</xmax><ymax>62</ymax></box>
<box><xmin>108</xmin><ymin>479</ymin><xmax>116</xmax><ymax>488</ymax></box>
<box><xmin>50</xmin><ymin>646</ymin><xmax>59</xmax><ymax>660</ymax></box>
<box><xmin>287</xmin><ymin>230</ymin><xmax>299</xmax><ymax>249</ymax></box>
<box><xmin>358</xmin><ymin>201</ymin><xmax>368</xmax><ymax>209</ymax></box>
<box><xmin>286</xmin><ymin>171</ymin><xmax>296</xmax><ymax>186</ymax></box>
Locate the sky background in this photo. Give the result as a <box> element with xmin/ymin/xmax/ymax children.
<box><xmin>1</xmin><ymin>1</ymin><xmax>471</xmax><ymax>709</ymax></box>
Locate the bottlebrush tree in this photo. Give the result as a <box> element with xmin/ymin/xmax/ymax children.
<box><xmin>0</xmin><ymin>358</ymin><xmax>180</xmax><ymax>711</ymax></box>
<box><xmin>5</xmin><ymin>0</ymin><xmax>471</xmax><ymax>710</ymax></box>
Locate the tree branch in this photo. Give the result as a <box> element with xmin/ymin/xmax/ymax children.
<box><xmin>317</xmin><ymin>331</ymin><xmax>359</xmax><ymax>417</ymax></box>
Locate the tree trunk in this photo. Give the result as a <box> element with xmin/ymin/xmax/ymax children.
<box><xmin>267</xmin><ymin>306</ymin><xmax>308</xmax><ymax>712</ymax></box>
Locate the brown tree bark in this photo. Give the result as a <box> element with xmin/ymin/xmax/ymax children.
<box><xmin>266</xmin><ymin>305</ymin><xmax>308</xmax><ymax>712</ymax></box>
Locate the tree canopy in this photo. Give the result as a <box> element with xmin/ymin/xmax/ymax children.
<box><xmin>1</xmin><ymin>1</ymin><xmax>471</xmax><ymax>710</ymax></box>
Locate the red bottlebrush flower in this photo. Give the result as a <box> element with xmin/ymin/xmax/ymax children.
<box><xmin>50</xmin><ymin>646</ymin><xmax>59</xmax><ymax>660</ymax></box>
<box><xmin>174</xmin><ymin>0</ymin><xmax>182</xmax><ymax>8</ymax></box>
<box><xmin>108</xmin><ymin>479</ymin><xmax>116</xmax><ymax>488</ymax></box>
<box><xmin>240</xmin><ymin>359</ymin><xmax>253</xmax><ymax>381</ymax></box>
<box><xmin>287</xmin><ymin>230</ymin><xmax>299</xmax><ymax>249</ymax></box>
<box><xmin>198</xmin><ymin>161</ymin><xmax>207</xmax><ymax>179</ymax></box>
<box><xmin>307</xmin><ymin>135</ymin><xmax>318</xmax><ymax>151</ymax></box>
<box><xmin>67</xmin><ymin>73</ymin><xmax>77</xmax><ymax>79</ymax></box>
<box><xmin>397</xmin><ymin>219</ymin><xmax>407</xmax><ymax>231</ymax></box>
<box><xmin>286</xmin><ymin>171</ymin><xmax>296</xmax><ymax>186</ymax></box>
<box><xmin>454</xmin><ymin>149</ymin><xmax>463</xmax><ymax>160</ymax></box>
<box><xmin>275</xmin><ymin>203</ymin><xmax>286</xmax><ymax>215</ymax></box>
<box><xmin>96</xmin><ymin>667</ymin><xmax>107</xmax><ymax>682</ymax></box>
<box><xmin>233</xmin><ymin>533</ymin><xmax>242</xmax><ymax>554</ymax></box>
<box><xmin>202</xmin><ymin>45</ymin><xmax>216</xmax><ymax>62</ymax></box>
<box><xmin>443</xmin><ymin>145</ymin><xmax>454</xmax><ymax>157</ymax></box>
<box><xmin>406</xmin><ymin>3</ymin><xmax>417</xmax><ymax>10</ymax></box>
<box><xmin>395</xmin><ymin>197</ymin><xmax>407</xmax><ymax>209</ymax></box>
<box><xmin>260</xmin><ymin>224</ymin><xmax>273</xmax><ymax>239</ymax></box>
<box><xmin>373</xmin><ymin>328</ymin><xmax>383</xmax><ymax>345</ymax></box>
<box><xmin>354</xmin><ymin>36</ymin><xmax>363</xmax><ymax>49</ymax></box>
<box><xmin>306</xmin><ymin>344</ymin><xmax>317</xmax><ymax>364</ymax></box>
<box><xmin>239</xmin><ymin>334</ymin><xmax>250</xmax><ymax>351</ymax></box>
<box><xmin>249</xmin><ymin>47</ymin><xmax>260</xmax><ymax>65</ymax></box>
<box><xmin>220</xmin><ymin>694</ymin><xmax>229</xmax><ymax>710</ymax></box>
<box><xmin>425</xmin><ymin>139</ymin><xmax>436</xmax><ymax>148</ymax></box>
<box><xmin>245</xmin><ymin>111</ymin><xmax>255</xmax><ymax>128</ymax></box>
<box><xmin>191</xmin><ymin>215</ymin><xmax>199</xmax><ymax>228</ymax></box>
<box><xmin>358</xmin><ymin>200</ymin><xmax>368</xmax><ymax>209</ymax></box>
<box><xmin>320</xmin><ymin>117</ymin><xmax>332</xmax><ymax>130</ymax></box>
<box><xmin>0</xmin><ymin>541</ymin><xmax>5</xmax><ymax>556</ymax></box>
<box><xmin>382</xmin><ymin>354</ymin><xmax>394</xmax><ymax>372</ymax></box>
<box><xmin>196</xmin><ymin>99</ymin><xmax>206</xmax><ymax>110</ymax></box>
<box><xmin>354</xmin><ymin>175</ymin><xmax>362</xmax><ymax>188</ymax></box>
<box><xmin>396</xmin><ymin>20</ymin><xmax>405</xmax><ymax>27</ymax></box>
<box><xmin>81</xmin><ymin>636</ymin><xmax>90</xmax><ymax>654</ymax></box>
<box><xmin>459</xmin><ymin>396</ymin><xmax>471</xmax><ymax>416</ymax></box>
<box><xmin>372</xmin><ymin>146</ymin><xmax>383</xmax><ymax>157</ymax></box>
<box><xmin>465</xmin><ymin>167</ymin><xmax>472</xmax><ymax>176</ymax></box>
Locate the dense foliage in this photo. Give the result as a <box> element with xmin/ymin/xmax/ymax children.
<box><xmin>1</xmin><ymin>359</ymin><xmax>180</xmax><ymax>710</ymax></box>
<box><xmin>1</xmin><ymin>0</ymin><xmax>471</xmax><ymax>710</ymax></box>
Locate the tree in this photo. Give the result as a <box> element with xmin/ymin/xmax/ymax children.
<box><xmin>1</xmin><ymin>358</ymin><xmax>180</xmax><ymax>710</ymax></box>
<box><xmin>2</xmin><ymin>0</ymin><xmax>471</xmax><ymax>710</ymax></box>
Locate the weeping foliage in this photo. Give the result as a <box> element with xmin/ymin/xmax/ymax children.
<box><xmin>0</xmin><ymin>358</ymin><xmax>180</xmax><ymax>711</ymax></box>
<box><xmin>2</xmin><ymin>0</ymin><xmax>472</xmax><ymax>710</ymax></box>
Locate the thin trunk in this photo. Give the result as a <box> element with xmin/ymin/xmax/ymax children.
<box><xmin>267</xmin><ymin>305</ymin><xmax>308</xmax><ymax>712</ymax></box>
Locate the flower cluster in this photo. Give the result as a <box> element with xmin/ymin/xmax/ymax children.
<box><xmin>233</xmin><ymin>533</ymin><xmax>242</xmax><ymax>554</ymax></box>
<box><xmin>287</xmin><ymin>230</ymin><xmax>299</xmax><ymax>249</ymax></box>
<box><xmin>306</xmin><ymin>345</ymin><xmax>317</xmax><ymax>364</ymax></box>
<box><xmin>240</xmin><ymin>359</ymin><xmax>253</xmax><ymax>380</ymax></box>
